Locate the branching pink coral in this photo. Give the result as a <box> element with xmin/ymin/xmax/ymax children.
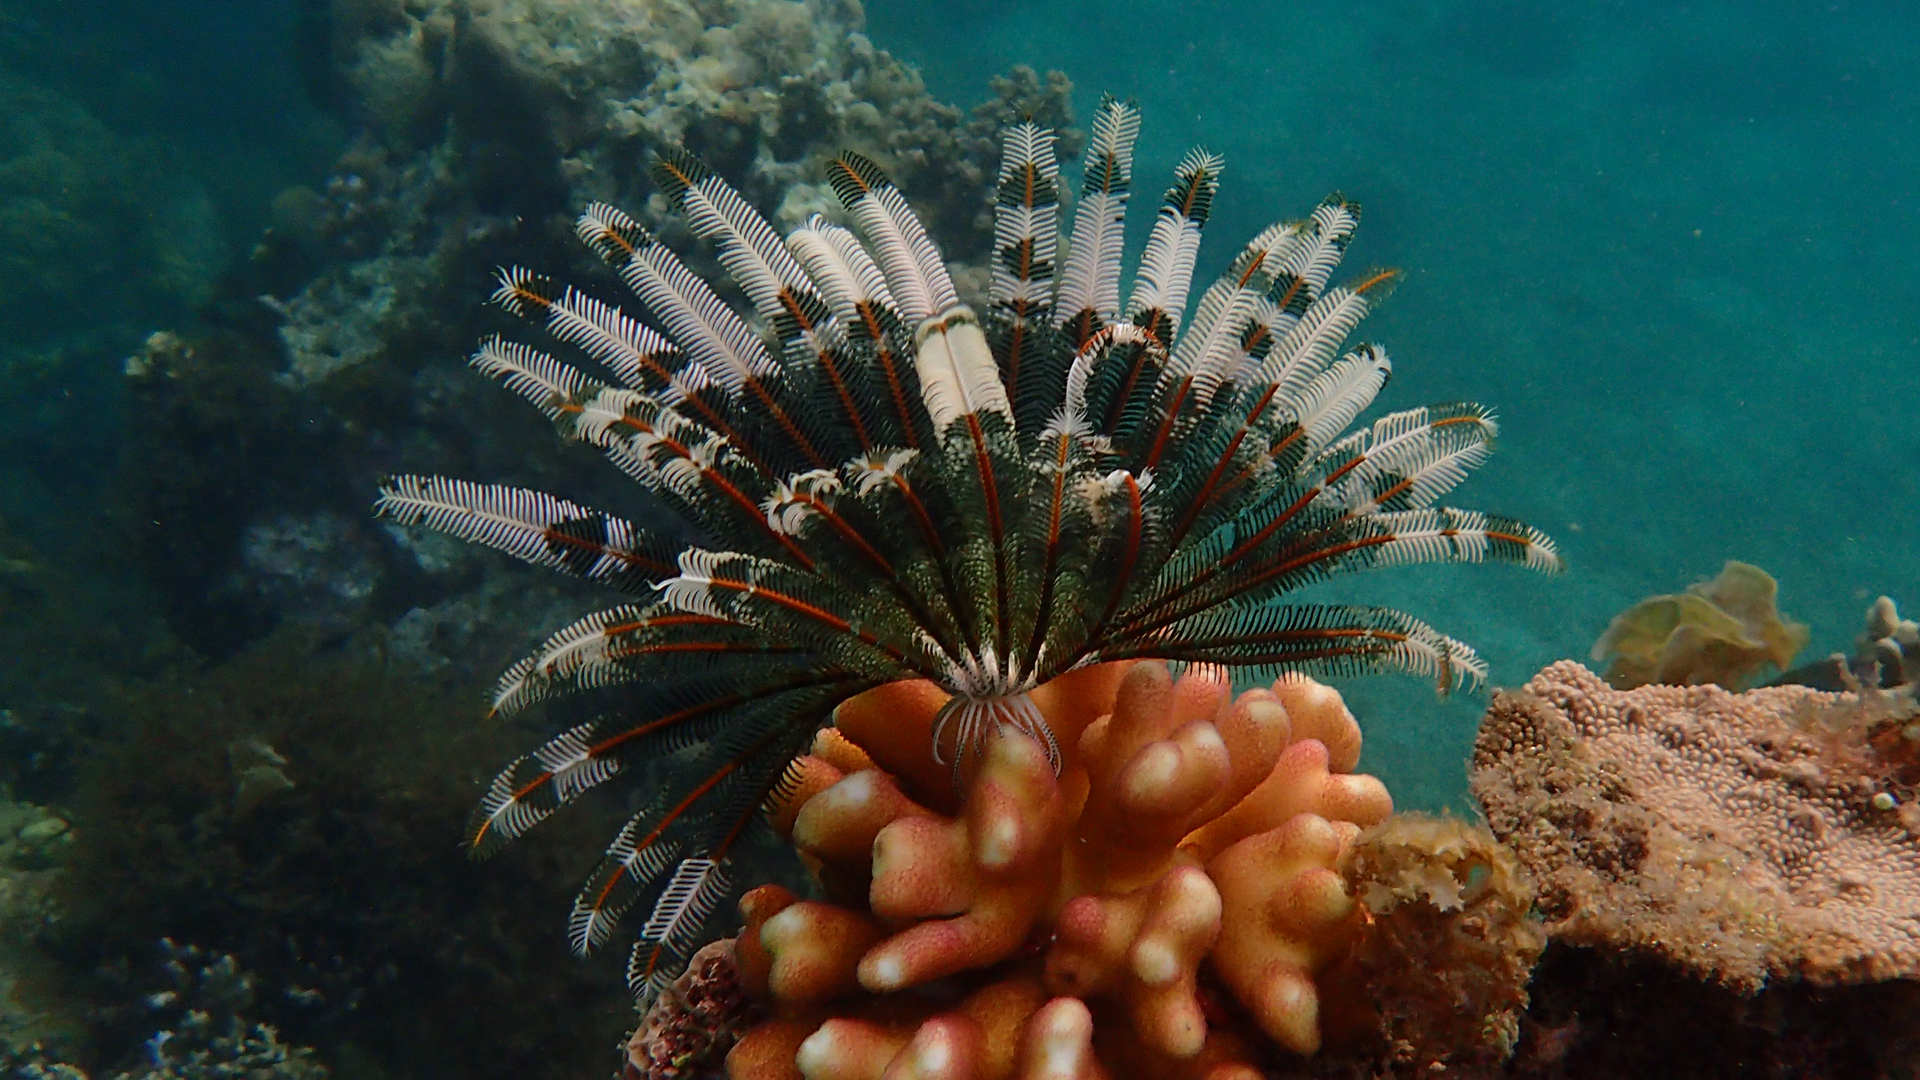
<box><xmin>1047</xmin><ymin>864</ymin><xmax>1221</xmax><ymax>1057</ymax></box>
<box><xmin>1209</xmin><ymin>812</ymin><xmax>1364</xmax><ymax>1055</ymax></box>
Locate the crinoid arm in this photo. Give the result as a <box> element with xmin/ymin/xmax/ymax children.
<box><xmin>376</xmin><ymin>106</ymin><xmax>1560</xmax><ymax>1000</ymax></box>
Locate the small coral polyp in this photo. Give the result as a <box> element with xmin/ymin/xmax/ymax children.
<box><xmin>728</xmin><ymin>659</ymin><xmax>1392</xmax><ymax>1079</ymax></box>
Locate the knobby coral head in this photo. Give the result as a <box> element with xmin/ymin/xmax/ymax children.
<box><xmin>371</xmin><ymin>94</ymin><xmax>1561</xmax><ymax>999</ymax></box>
<box><xmin>731</xmin><ymin>658</ymin><xmax>1398</xmax><ymax>1079</ymax></box>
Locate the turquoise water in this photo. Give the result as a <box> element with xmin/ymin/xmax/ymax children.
<box><xmin>876</xmin><ymin>0</ymin><xmax>1920</xmax><ymax>807</ymax></box>
<box><xmin>0</xmin><ymin>0</ymin><xmax>1914</xmax><ymax>1072</ymax></box>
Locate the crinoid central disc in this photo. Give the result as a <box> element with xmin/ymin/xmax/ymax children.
<box><xmin>932</xmin><ymin>690</ymin><xmax>1061</xmax><ymax>788</ymax></box>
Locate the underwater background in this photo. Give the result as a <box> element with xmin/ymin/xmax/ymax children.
<box><xmin>0</xmin><ymin>0</ymin><xmax>1914</xmax><ymax>1074</ymax></box>
<box><xmin>870</xmin><ymin>0</ymin><xmax>1920</xmax><ymax>807</ymax></box>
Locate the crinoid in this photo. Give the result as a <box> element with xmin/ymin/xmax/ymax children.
<box><xmin>375</xmin><ymin>97</ymin><xmax>1561</xmax><ymax>998</ymax></box>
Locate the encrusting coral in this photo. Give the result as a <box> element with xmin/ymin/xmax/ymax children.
<box><xmin>1471</xmin><ymin>660</ymin><xmax>1920</xmax><ymax>992</ymax></box>
<box><xmin>716</xmin><ymin>659</ymin><xmax>1394</xmax><ymax>1079</ymax></box>
<box><xmin>1589</xmin><ymin>561</ymin><xmax>1807</xmax><ymax>690</ymax></box>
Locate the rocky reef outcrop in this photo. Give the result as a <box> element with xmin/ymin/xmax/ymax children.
<box><xmin>1474</xmin><ymin>660</ymin><xmax>1920</xmax><ymax>990</ymax></box>
<box><xmin>1468</xmin><ymin>659</ymin><xmax>1920</xmax><ymax>1078</ymax></box>
<box><xmin>127</xmin><ymin>0</ymin><xmax>1078</xmax><ymax>664</ymax></box>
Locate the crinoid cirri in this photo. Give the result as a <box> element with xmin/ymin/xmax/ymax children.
<box><xmin>375</xmin><ymin>97</ymin><xmax>1561</xmax><ymax>997</ymax></box>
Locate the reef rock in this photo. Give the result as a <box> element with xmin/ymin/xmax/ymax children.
<box><xmin>1472</xmin><ymin>660</ymin><xmax>1920</xmax><ymax>991</ymax></box>
<box><xmin>131</xmin><ymin>0</ymin><xmax>1080</xmax><ymax>657</ymax></box>
<box><xmin>289</xmin><ymin>0</ymin><xmax>1078</xmax><ymax>387</ymax></box>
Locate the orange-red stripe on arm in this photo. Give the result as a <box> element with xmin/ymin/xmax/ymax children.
<box><xmin>497</xmin><ymin>278</ymin><xmax>779</xmax><ymax>474</ymax></box>
<box><xmin>1163</xmin><ymin>382</ymin><xmax>1289</xmax><ymax>549</ymax></box>
<box><xmin>1101</xmin><ymin>339</ymin><xmax>1158</xmax><ymax>434</ymax></box>
<box><xmin>1125</xmin><ymin>474</ymin><xmax>1336</xmax><ymax>632</ymax></box>
<box><xmin>537</xmin><ymin>529</ymin><xmax>675</xmax><ymax>578</ymax></box>
<box><xmin>962</xmin><ymin>411</ymin><xmax>1012</xmax><ymax>661</ymax></box>
<box><xmin>1073</xmin><ymin>471</ymin><xmax>1146</xmax><ymax>662</ymax></box>
<box><xmin>1002</xmin><ymin>162</ymin><xmax>1040</xmax><ymax>401</ymax></box>
<box><xmin>652</xmin><ymin>385</ymin><xmax>773</xmax><ymax>479</ymax></box>
<box><xmin>812</xmin><ymin>343</ymin><xmax>874</xmax><ymax>452</ymax></box>
<box><xmin>618</xmin><ymin>704</ymin><xmax>820</xmax><ymax>991</ymax></box>
<box><xmin>1139</xmin><ymin>376</ymin><xmax>1192</xmax><ymax>472</ymax></box>
<box><xmin>610</xmin><ymin>415</ymin><xmax>817</xmax><ymax>571</ymax></box>
<box><xmin>742</xmin><ymin>378</ymin><xmax>829</xmax><ymax>470</ymax></box>
<box><xmin>468</xmin><ymin>673</ymin><xmax>854</xmax><ymax>851</ymax></box>
<box><xmin>1215</xmin><ymin>421</ymin><xmax>1308</xmax><ymax>502</ymax></box>
<box><xmin>1179</xmin><ymin>169</ymin><xmax>1208</xmax><ymax>216</ymax></box>
<box><xmin>699</xmin><ymin>574</ymin><xmax>934</xmax><ymax>678</ymax></box>
<box><xmin>787</xmin><ymin>494</ymin><xmax>894</xmax><ymax>574</ymax></box>
<box><xmin>880</xmin><ymin>468</ymin><xmax>971</xmax><ymax>649</ymax></box>
<box><xmin>1101</xmin><ymin>628</ymin><xmax>1410</xmax><ymax>665</ymax></box>
<box><xmin>575</xmin><ymin>696</ymin><xmax>832</xmax><ymax>939</ymax></box>
<box><xmin>883</xmin><ymin>471</ymin><xmax>947</xmax><ymax>561</ymax></box>
<box><xmin>783</xmin><ymin>494</ymin><xmax>956</xmax><ymax>657</ymax></box>
<box><xmin>1019</xmin><ymin>431</ymin><xmax>1074</xmax><ymax>674</ymax></box>
<box><xmin>1119</xmin><ymin>533</ymin><xmax>1398</xmax><ymax>646</ymax></box>
<box><xmin>577</xmin><ymin>750</ymin><xmax>753</xmax><ymax>932</ymax></box>
<box><xmin>594</xmin><ymin>613</ymin><xmax>732</xmax><ymax>636</ymax></box>
<box><xmin>860</xmin><ymin>316</ymin><xmax>920</xmax><ymax>449</ymax></box>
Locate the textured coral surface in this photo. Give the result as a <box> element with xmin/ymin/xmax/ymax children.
<box><xmin>723</xmin><ymin>660</ymin><xmax>1394</xmax><ymax>1080</ymax></box>
<box><xmin>1473</xmin><ymin>660</ymin><xmax>1920</xmax><ymax>990</ymax></box>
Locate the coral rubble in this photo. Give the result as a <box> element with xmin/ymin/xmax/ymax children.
<box><xmin>727</xmin><ymin>661</ymin><xmax>1396</xmax><ymax>1078</ymax></box>
<box><xmin>1472</xmin><ymin>660</ymin><xmax>1920</xmax><ymax>991</ymax></box>
<box><xmin>1339</xmin><ymin>814</ymin><xmax>1544</xmax><ymax>1077</ymax></box>
<box><xmin>624</xmin><ymin>939</ymin><xmax>763</xmax><ymax>1080</ymax></box>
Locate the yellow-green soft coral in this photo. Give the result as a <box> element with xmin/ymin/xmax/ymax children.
<box><xmin>1591</xmin><ymin>561</ymin><xmax>1808</xmax><ymax>690</ymax></box>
